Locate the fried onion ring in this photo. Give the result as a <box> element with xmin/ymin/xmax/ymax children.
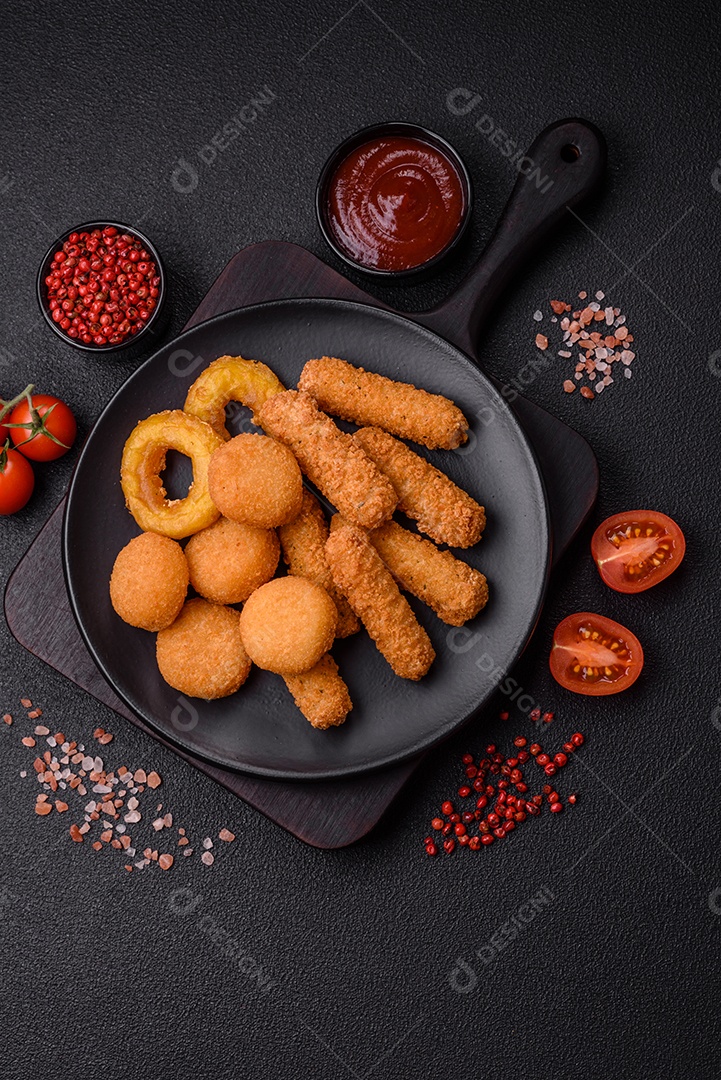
<box><xmin>184</xmin><ymin>354</ymin><xmax>285</xmax><ymax>439</ymax></box>
<box><xmin>120</xmin><ymin>410</ymin><xmax>224</xmax><ymax>539</ymax></box>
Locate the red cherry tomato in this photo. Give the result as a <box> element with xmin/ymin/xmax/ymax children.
<box><xmin>591</xmin><ymin>510</ymin><xmax>685</xmax><ymax>594</ymax></box>
<box><xmin>550</xmin><ymin>612</ymin><xmax>644</xmax><ymax>696</ymax></box>
<box><xmin>9</xmin><ymin>394</ymin><xmax>77</xmax><ymax>461</ymax></box>
<box><xmin>0</xmin><ymin>447</ymin><xmax>35</xmax><ymax>514</ymax></box>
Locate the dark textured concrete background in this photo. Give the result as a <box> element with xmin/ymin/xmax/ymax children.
<box><xmin>2</xmin><ymin>1</ymin><xmax>720</xmax><ymax>1076</ymax></box>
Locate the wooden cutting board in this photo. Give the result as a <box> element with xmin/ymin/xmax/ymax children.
<box><xmin>5</xmin><ymin>238</ymin><xmax>597</xmax><ymax>847</ymax></box>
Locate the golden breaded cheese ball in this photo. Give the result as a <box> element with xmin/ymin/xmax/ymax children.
<box><xmin>156</xmin><ymin>598</ymin><xmax>251</xmax><ymax>699</ymax></box>
<box><xmin>110</xmin><ymin>532</ymin><xmax>189</xmax><ymax>631</ymax></box>
<box><xmin>239</xmin><ymin>576</ymin><xmax>337</xmax><ymax>675</ymax></box>
<box><xmin>207</xmin><ymin>433</ymin><xmax>303</xmax><ymax>528</ymax></box>
<box><xmin>185</xmin><ymin>517</ymin><xmax>280</xmax><ymax>605</ymax></box>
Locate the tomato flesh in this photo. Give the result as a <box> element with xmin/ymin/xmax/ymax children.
<box><xmin>591</xmin><ymin>511</ymin><xmax>685</xmax><ymax>594</ymax></box>
<box><xmin>550</xmin><ymin>612</ymin><xmax>644</xmax><ymax>696</ymax></box>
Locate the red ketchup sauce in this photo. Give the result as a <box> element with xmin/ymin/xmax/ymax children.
<box><xmin>326</xmin><ymin>136</ymin><xmax>466</xmax><ymax>272</ymax></box>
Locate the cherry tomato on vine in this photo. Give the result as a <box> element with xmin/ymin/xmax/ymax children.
<box><xmin>0</xmin><ymin>446</ymin><xmax>35</xmax><ymax>514</ymax></box>
<box><xmin>591</xmin><ymin>510</ymin><xmax>685</xmax><ymax>594</ymax></box>
<box><xmin>9</xmin><ymin>394</ymin><xmax>77</xmax><ymax>461</ymax></box>
<box><xmin>550</xmin><ymin>612</ymin><xmax>644</xmax><ymax>697</ymax></box>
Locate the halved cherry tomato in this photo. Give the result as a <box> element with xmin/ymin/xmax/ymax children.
<box><xmin>550</xmin><ymin>612</ymin><xmax>644</xmax><ymax>696</ymax></box>
<box><xmin>591</xmin><ymin>510</ymin><xmax>685</xmax><ymax>594</ymax></box>
<box><xmin>0</xmin><ymin>446</ymin><xmax>35</xmax><ymax>514</ymax></box>
<box><xmin>8</xmin><ymin>394</ymin><xmax>77</xmax><ymax>462</ymax></box>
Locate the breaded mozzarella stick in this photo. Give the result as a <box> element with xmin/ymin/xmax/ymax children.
<box><xmin>278</xmin><ymin>490</ymin><xmax>359</xmax><ymax>638</ymax></box>
<box><xmin>257</xmin><ymin>391</ymin><xmax>397</xmax><ymax>530</ymax></box>
<box><xmin>369</xmin><ymin>520</ymin><xmax>488</xmax><ymax>626</ymax></box>
<box><xmin>299</xmin><ymin>356</ymin><xmax>469</xmax><ymax>450</ymax></box>
<box><xmin>353</xmin><ymin>427</ymin><xmax>485</xmax><ymax>548</ymax></box>
<box><xmin>282</xmin><ymin>654</ymin><xmax>352</xmax><ymax>729</ymax></box>
<box><xmin>325</xmin><ymin>518</ymin><xmax>435</xmax><ymax>681</ymax></box>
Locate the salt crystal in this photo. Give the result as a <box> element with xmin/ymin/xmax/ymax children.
<box><xmin>595</xmin><ymin>348</ymin><xmax>608</xmax><ymax>360</ymax></box>
<box><xmin>533</xmin><ymin>310</ymin><xmax>543</xmax><ymax>321</ymax></box>
<box><xmin>93</xmin><ymin>783</ymin><xmax>111</xmax><ymax>793</ymax></box>
<box><xmin>575</xmin><ymin>372</ymin><xmax>583</xmax><ymax>380</ymax></box>
<box><xmin>153</xmin><ymin>818</ymin><xmax>165</xmax><ymax>831</ymax></box>
<box><xmin>551</xmin><ymin>316</ymin><xmax>558</xmax><ymax>323</ymax></box>
<box><xmin>34</xmin><ymin>725</ymin><xmax>50</xmax><ymax>736</ymax></box>
<box><xmin>596</xmin><ymin>381</ymin><xmax>605</xmax><ymax>393</ymax></box>
<box><xmin>61</xmin><ymin>742</ymin><xmax>70</xmax><ymax>753</ymax></box>
<box><xmin>604</xmin><ymin>307</ymin><xmax>614</xmax><ymax>324</ymax></box>
<box><xmin>588</xmin><ymin>372</ymin><xmax>597</xmax><ymax>381</ymax></box>
<box><xmin>94</xmin><ymin>757</ymin><xmax>103</xmax><ymax>772</ymax></box>
<box><xmin>589</xmin><ymin>302</ymin><xmax>600</xmax><ymax>311</ymax></box>
<box><xmin>47</xmin><ymin>737</ymin><xmax>56</xmax><ymax>747</ymax></box>
<box><xmin>19</xmin><ymin>770</ymin><xmax>26</xmax><ymax>778</ymax></box>
<box><xmin>203</xmin><ymin>838</ymin><xmax>213</xmax><ymax>850</ymax></box>
<box><xmin>127</xmin><ymin>796</ymin><xmax>138</xmax><ymax>810</ymax></box>
<box><xmin>558</xmin><ymin>350</ymin><xmax>572</xmax><ymax>358</ymax></box>
<box><xmin>82</xmin><ymin>756</ymin><xmax>94</xmax><ymax>771</ymax></box>
<box><xmin>595</xmin><ymin>290</ymin><xmax>605</xmax><ymax>300</ymax></box>
<box><xmin>615</xmin><ymin>314</ymin><xmax>626</xmax><ymax>325</ymax></box>
<box><xmin>124</xmin><ymin>810</ymin><xmax>141</xmax><ymax>823</ymax></box>
<box><xmin>624</xmin><ymin>368</ymin><xmax>632</xmax><ymax>379</ymax></box>
<box><xmin>201</xmin><ymin>852</ymin><xmax>214</xmax><ymax>866</ymax></box>
<box><xmin>164</xmin><ymin>814</ymin><xmax>173</xmax><ymax>828</ymax></box>
<box><xmin>116</xmin><ymin>823</ymin><xmax>126</xmax><ymax>834</ymax></box>
<box><xmin>603</xmin><ymin>375</ymin><xmax>612</xmax><ymax>386</ymax></box>
<box><xmin>560</xmin><ymin>317</ymin><xmax>570</xmax><ymax>330</ymax></box>
<box><xmin>77</xmin><ymin>785</ymin><xmax>87</xmax><ymax>795</ymax></box>
<box><xmin>621</xmin><ymin>353</ymin><xmax>633</xmax><ymax>366</ymax></box>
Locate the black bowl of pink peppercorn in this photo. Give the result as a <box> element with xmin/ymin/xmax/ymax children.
<box><xmin>36</xmin><ymin>221</ymin><xmax>169</xmax><ymax>355</ymax></box>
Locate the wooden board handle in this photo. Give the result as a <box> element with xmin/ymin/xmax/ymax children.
<box><xmin>411</xmin><ymin>118</ymin><xmax>607</xmax><ymax>354</ymax></box>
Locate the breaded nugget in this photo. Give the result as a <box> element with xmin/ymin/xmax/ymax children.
<box><xmin>156</xmin><ymin>598</ymin><xmax>251</xmax><ymax>699</ymax></box>
<box><xmin>282</xmin><ymin>654</ymin><xmax>352</xmax><ymax>729</ymax></box>
<box><xmin>354</xmin><ymin>427</ymin><xmax>485</xmax><ymax>548</ymax></box>
<box><xmin>299</xmin><ymin>357</ymin><xmax>469</xmax><ymax>450</ymax></box>
<box><xmin>257</xmin><ymin>390</ymin><xmax>397</xmax><ymax>529</ymax></box>
<box><xmin>278</xmin><ymin>490</ymin><xmax>359</xmax><ymax>638</ymax></box>
<box><xmin>110</xmin><ymin>532</ymin><xmax>189</xmax><ymax>631</ymax></box>
<box><xmin>185</xmin><ymin>517</ymin><xmax>280</xmax><ymax>605</ymax></box>
<box><xmin>239</xmin><ymin>576</ymin><xmax>337</xmax><ymax>675</ymax></box>
<box><xmin>207</xmin><ymin>433</ymin><xmax>303</xmax><ymax>528</ymax></box>
<box><xmin>325</xmin><ymin>518</ymin><xmax>435</xmax><ymax>680</ymax></box>
<box><xmin>369</xmin><ymin>520</ymin><xmax>488</xmax><ymax>626</ymax></box>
